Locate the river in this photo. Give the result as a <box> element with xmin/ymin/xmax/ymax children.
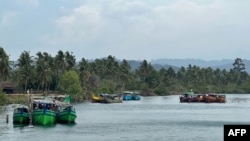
<box><xmin>1</xmin><ymin>94</ymin><xmax>250</xmax><ymax>141</ymax></box>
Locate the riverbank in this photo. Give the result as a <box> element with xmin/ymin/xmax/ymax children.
<box><xmin>1</xmin><ymin>94</ymin><xmax>50</xmax><ymax>105</ymax></box>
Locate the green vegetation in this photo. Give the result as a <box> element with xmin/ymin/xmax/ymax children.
<box><xmin>0</xmin><ymin>47</ymin><xmax>250</xmax><ymax>104</ymax></box>
<box><xmin>0</xmin><ymin>90</ymin><xmax>7</xmax><ymax>105</ymax></box>
<box><xmin>59</xmin><ymin>70</ymin><xmax>83</xmax><ymax>102</ymax></box>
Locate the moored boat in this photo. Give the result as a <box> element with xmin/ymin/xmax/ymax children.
<box><xmin>123</xmin><ymin>91</ymin><xmax>132</xmax><ymax>101</ymax></box>
<box><xmin>131</xmin><ymin>92</ymin><xmax>141</xmax><ymax>100</ymax></box>
<box><xmin>179</xmin><ymin>90</ymin><xmax>226</xmax><ymax>103</ymax></box>
<box><xmin>92</xmin><ymin>93</ymin><xmax>122</xmax><ymax>103</ymax></box>
<box><xmin>105</xmin><ymin>94</ymin><xmax>123</xmax><ymax>103</ymax></box>
<box><xmin>179</xmin><ymin>90</ymin><xmax>196</xmax><ymax>102</ymax></box>
<box><xmin>12</xmin><ymin>104</ymin><xmax>29</xmax><ymax>124</ymax></box>
<box><xmin>195</xmin><ymin>94</ymin><xmax>204</xmax><ymax>102</ymax></box>
<box><xmin>91</xmin><ymin>94</ymin><xmax>101</xmax><ymax>103</ymax></box>
<box><xmin>56</xmin><ymin>104</ymin><xmax>77</xmax><ymax>124</ymax></box>
<box><xmin>123</xmin><ymin>91</ymin><xmax>141</xmax><ymax>101</ymax></box>
<box><xmin>32</xmin><ymin>99</ymin><xmax>57</xmax><ymax>126</ymax></box>
<box><xmin>203</xmin><ymin>94</ymin><xmax>217</xmax><ymax>103</ymax></box>
<box><xmin>216</xmin><ymin>94</ymin><xmax>226</xmax><ymax>103</ymax></box>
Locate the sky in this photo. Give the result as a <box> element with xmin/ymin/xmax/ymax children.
<box><xmin>1</xmin><ymin>0</ymin><xmax>250</xmax><ymax>62</ymax></box>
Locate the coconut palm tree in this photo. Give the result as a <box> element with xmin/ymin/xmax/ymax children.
<box><xmin>0</xmin><ymin>47</ymin><xmax>11</xmax><ymax>81</ymax></box>
<box><xmin>65</xmin><ymin>51</ymin><xmax>76</xmax><ymax>71</ymax></box>
<box><xmin>117</xmin><ymin>59</ymin><xmax>132</xmax><ymax>92</ymax></box>
<box><xmin>16</xmin><ymin>51</ymin><xmax>34</xmax><ymax>92</ymax></box>
<box><xmin>78</xmin><ymin>57</ymin><xmax>91</xmax><ymax>98</ymax></box>
<box><xmin>35</xmin><ymin>52</ymin><xmax>53</xmax><ymax>93</ymax></box>
<box><xmin>55</xmin><ymin>50</ymin><xmax>66</xmax><ymax>75</ymax></box>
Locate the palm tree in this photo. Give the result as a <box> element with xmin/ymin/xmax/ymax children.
<box><xmin>65</xmin><ymin>51</ymin><xmax>76</xmax><ymax>71</ymax></box>
<box><xmin>0</xmin><ymin>47</ymin><xmax>11</xmax><ymax>81</ymax></box>
<box><xmin>233</xmin><ymin>58</ymin><xmax>246</xmax><ymax>85</ymax></box>
<box><xmin>54</xmin><ymin>50</ymin><xmax>66</xmax><ymax>90</ymax></box>
<box><xmin>55</xmin><ymin>50</ymin><xmax>66</xmax><ymax>75</ymax></box>
<box><xmin>118</xmin><ymin>59</ymin><xmax>132</xmax><ymax>93</ymax></box>
<box><xmin>135</xmin><ymin>60</ymin><xmax>149</xmax><ymax>82</ymax></box>
<box><xmin>78</xmin><ymin>58</ymin><xmax>91</xmax><ymax>98</ymax></box>
<box><xmin>16</xmin><ymin>51</ymin><xmax>34</xmax><ymax>92</ymax></box>
<box><xmin>105</xmin><ymin>55</ymin><xmax>118</xmax><ymax>80</ymax></box>
<box><xmin>135</xmin><ymin>60</ymin><xmax>158</xmax><ymax>88</ymax></box>
<box><xmin>35</xmin><ymin>52</ymin><xmax>53</xmax><ymax>93</ymax></box>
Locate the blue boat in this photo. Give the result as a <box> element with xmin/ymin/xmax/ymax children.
<box><xmin>123</xmin><ymin>91</ymin><xmax>132</xmax><ymax>101</ymax></box>
<box><xmin>131</xmin><ymin>93</ymin><xmax>141</xmax><ymax>100</ymax></box>
<box><xmin>123</xmin><ymin>91</ymin><xmax>141</xmax><ymax>101</ymax></box>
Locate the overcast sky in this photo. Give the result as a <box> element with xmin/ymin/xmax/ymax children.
<box><xmin>1</xmin><ymin>0</ymin><xmax>250</xmax><ymax>61</ymax></box>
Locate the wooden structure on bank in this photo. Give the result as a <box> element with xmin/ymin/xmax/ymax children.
<box><xmin>179</xmin><ymin>90</ymin><xmax>226</xmax><ymax>103</ymax></box>
<box><xmin>0</xmin><ymin>81</ymin><xmax>15</xmax><ymax>94</ymax></box>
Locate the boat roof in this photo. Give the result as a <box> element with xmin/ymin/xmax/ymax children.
<box><xmin>123</xmin><ymin>91</ymin><xmax>133</xmax><ymax>94</ymax></box>
<box><xmin>32</xmin><ymin>99</ymin><xmax>55</xmax><ymax>104</ymax></box>
<box><xmin>14</xmin><ymin>104</ymin><xmax>29</xmax><ymax>109</ymax></box>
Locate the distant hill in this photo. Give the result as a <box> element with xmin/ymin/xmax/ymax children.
<box><xmin>127</xmin><ymin>60</ymin><xmax>179</xmax><ymax>71</ymax></box>
<box><xmin>150</xmin><ymin>58</ymin><xmax>250</xmax><ymax>74</ymax></box>
<box><xmin>150</xmin><ymin>58</ymin><xmax>233</xmax><ymax>68</ymax></box>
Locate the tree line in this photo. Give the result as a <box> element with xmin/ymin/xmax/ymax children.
<box><xmin>0</xmin><ymin>47</ymin><xmax>249</xmax><ymax>102</ymax></box>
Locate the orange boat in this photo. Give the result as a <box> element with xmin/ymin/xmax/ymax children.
<box><xmin>196</xmin><ymin>94</ymin><xmax>204</xmax><ymax>102</ymax></box>
<box><xmin>216</xmin><ymin>95</ymin><xmax>226</xmax><ymax>103</ymax></box>
<box><xmin>204</xmin><ymin>94</ymin><xmax>218</xmax><ymax>103</ymax></box>
<box><xmin>180</xmin><ymin>91</ymin><xmax>226</xmax><ymax>103</ymax></box>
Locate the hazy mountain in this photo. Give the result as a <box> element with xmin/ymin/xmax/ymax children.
<box><xmin>150</xmin><ymin>58</ymin><xmax>233</xmax><ymax>68</ymax></box>
<box><xmin>127</xmin><ymin>60</ymin><xmax>179</xmax><ymax>71</ymax></box>
<box><xmin>150</xmin><ymin>58</ymin><xmax>250</xmax><ymax>74</ymax></box>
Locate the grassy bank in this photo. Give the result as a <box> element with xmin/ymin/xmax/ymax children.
<box><xmin>0</xmin><ymin>94</ymin><xmax>40</xmax><ymax>105</ymax></box>
<box><xmin>5</xmin><ymin>94</ymin><xmax>30</xmax><ymax>105</ymax></box>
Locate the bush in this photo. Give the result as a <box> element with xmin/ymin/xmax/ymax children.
<box><xmin>0</xmin><ymin>92</ymin><xmax>7</xmax><ymax>105</ymax></box>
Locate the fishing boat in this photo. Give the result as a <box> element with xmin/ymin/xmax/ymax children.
<box><xmin>92</xmin><ymin>93</ymin><xmax>122</xmax><ymax>103</ymax></box>
<box><xmin>179</xmin><ymin>90</ymin><xmax>226</xmax><ymax>103</ymax></box>
<box><xmin>123</xmin><ymin>92</ymin><xmax>132</xmax><ymax>101</ymax></box>
<box><xmin>12</xmin><ymin>104</ymin><xmax>29</xmax><ymax>124</ymax></box>
<box><xmin>32</xmin><ymin>99</ymin><xmax>57</xmax><ymax>126</ymax></box>
<box><xmin>105</xmin><ymin>94</ymin><xmax>123</xmax><ymax>103</ymax></box>
<box><xmin>56</xmin><ymin>103</ymin><xmax>77</xmax><ymax>123</ymax></box>
<box><xmin>216</xmin><ymin>94</ymin><xmax>226</xmax><ymax>103</ymax></box>
<box><xmin>123</xmin><ymin>91</ymin><xmax>141</xmax><ymax>101</ymax></box>
<box><xmin>91</xmin><ymin>94</ymin><xmax>101</xmax><ymax>103</ymax></box>
<box><xmin>179</xmin><ymin>90</ymin><xmax>196</xmax><ymax>102</ymax></box>
<box><xmin>203</xmin><ymin>93</ymin><xmax>217</xmax><ymax>103</ymax></box>
<box><xmin>131</xmin><ymin>92</ymin><xmax>141</xmax><ymax>100</ymax></box>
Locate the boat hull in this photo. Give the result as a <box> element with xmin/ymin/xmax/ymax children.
<box><xmin>179</xmin><ymin>93</ymin><xmax>226</xmax><ymax>103</ymax></box>
<box><xmin>92</xmin><ymin>95</ymin><xmax>101</xmax><ymax>103</ymax></box>
<box><xmin>57</xmin><ymin>111</ymin><xmax>77</xmax><ymax>123</ymax></box>
<box><xmin>105</xmin><ymin>98</ymin><xmax>122</xmax><ymax>103</ymax></box>
<box><xmin>123</xmin><ymin>95</ymin><xmax>132</xmax><ymax>101</ymax></box>
<box><xmin>132</xmin><ymin>95</ymin><xmax>141</xmax><ymax>100</ymax></box>
<box><xmin>13</xmin><ymin>112</ymin><xmax>29</xmax><ymax>124</ymax></box>
<box><xmin>32</xmin><ymin>110</ymin><xmax>56</xmax><ymax>125</ymax></box>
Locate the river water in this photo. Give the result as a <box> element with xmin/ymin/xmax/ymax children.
<box><xmin>1</xmin><ymin>94</ymin><xmax>250</xmax><ymax>141</ymax></box>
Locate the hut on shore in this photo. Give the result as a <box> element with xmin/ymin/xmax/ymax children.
<box><xmin>0</xmin><ymin>81</ymin><xmax>15</xmax><ymax>94</ymax></box>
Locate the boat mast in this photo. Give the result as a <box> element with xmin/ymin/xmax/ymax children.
<box><xmin>27</xmin><ymin>89</ymin><xmax>34</xmax><ymax>128</ymax></box>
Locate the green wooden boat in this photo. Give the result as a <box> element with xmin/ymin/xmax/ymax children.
<box><xmin>13</xmin><ymin>104</ymin><xmax>29</xmax><ymax>124</ymax></box>
<box><xmin>57</xmin><ymin>105</ymin><xmax>77</xmax><ymax>123</ymax></box>
<box><xmin>32</xmin><ymin>99</ymin><xmax>57</xmax><ymax>125</ymax></box>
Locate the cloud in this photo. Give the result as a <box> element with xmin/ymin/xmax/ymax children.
<box><xmin>0</xmin><ymin>12</ymin><xmax>17</xmax><ymax>26</ymax></box>
<box><xmin>5</xmin><ymin>0</ymin><xmax>250</xmax><ymax>61</ymax></box>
